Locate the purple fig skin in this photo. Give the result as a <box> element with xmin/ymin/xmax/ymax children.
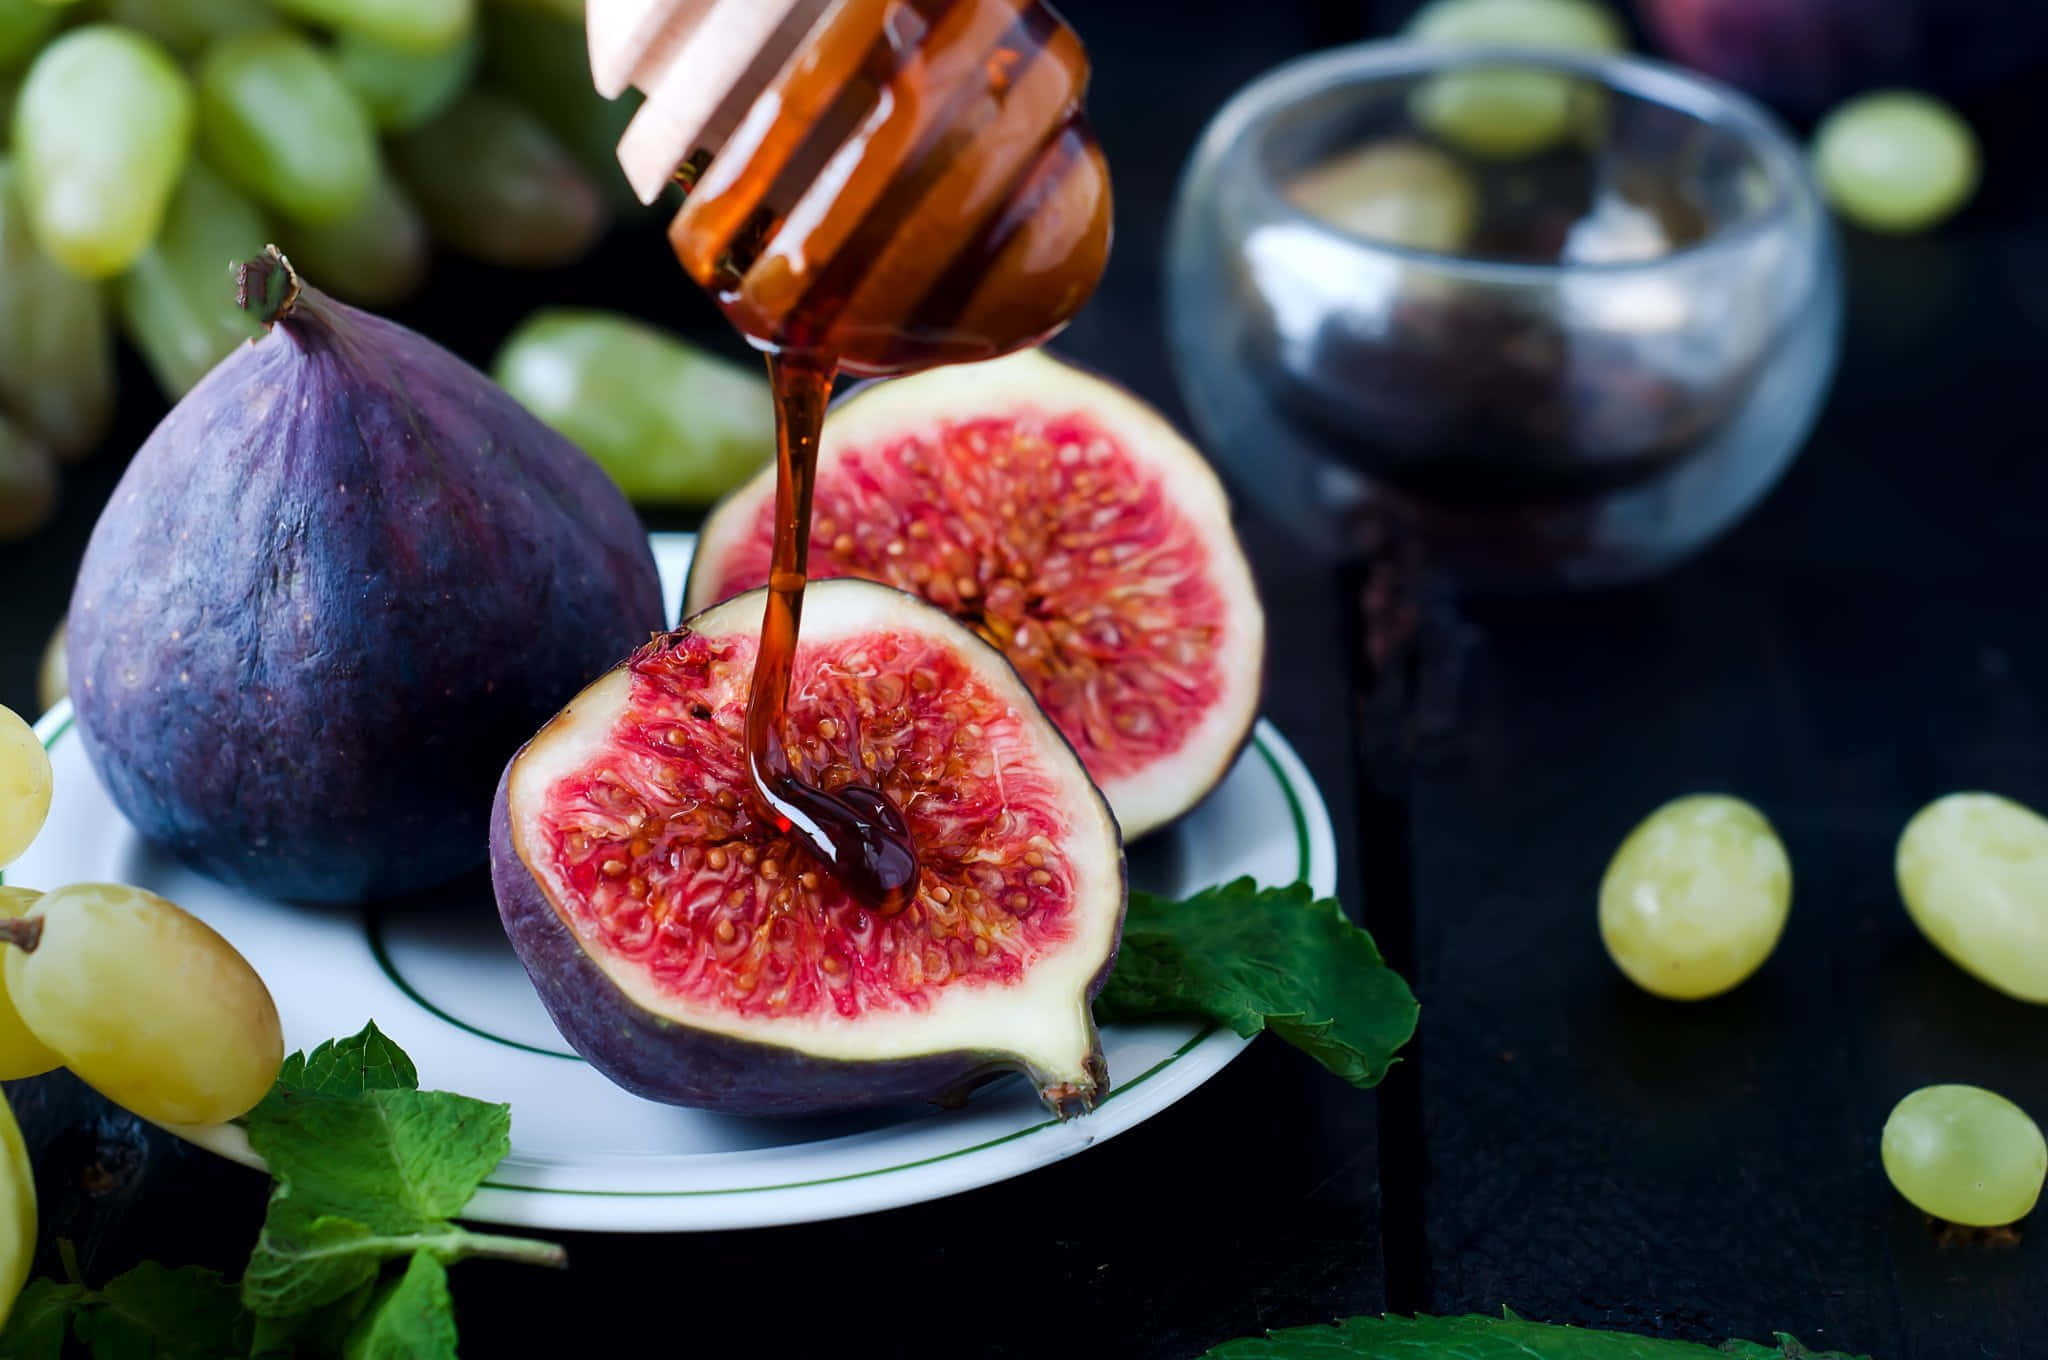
<box><xmin>490</xmin><ymin>760</ymin><xmax>1125</xmax><ymax>1119</ymax></box>
<box><xmin>66</xmin><ymin>268</ymin><xmax>665</xmax><ymax>905</ymax></box>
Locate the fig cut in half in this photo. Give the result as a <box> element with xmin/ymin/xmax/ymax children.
<box><xmin>491</xmin><ymin>579</ymin><xmax>1126</xmax><ymax>1118</ymax></box>
<box><xmin>688</xmin><ymin>349</ymin><xmax>1266</xmax><ymax>839</ymax></box>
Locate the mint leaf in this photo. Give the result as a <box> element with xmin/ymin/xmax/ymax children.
<box><xmin>1199</xmin><ymin>1315</ymin><xmax>1869</xmax><ymax>1359</ymax></box>
<box><xmin>1720</xmin><ymin>1340</ymin><xmax>1865</xmax><ymax>1360</ymax></box>
<box><xmin>344</xmin><ymin>1254</ymin><xmax>456</xmax><ymax>1360</ymax></box>
<box><xmin>4</xmin><ymin>1027</ymin><xmax>560</xmax><ymax>1357</ymax></box>
<box><xmin>242</xmin><ymin>1204</ymin><xmax>385</xmax><ymax>1318</ymax></box>
<box><xmin>243</xmin><ymin>1037</ymin><xmax>563</xmax><ymax>1320</ymax></box>
<box><xmin>1097</xmin><ymin>879</ymin><xmax>1420</xmax><ymax>1088</ymax></box>
<box><xmin>250</xmin><ymin>1277</ymin><xmax>376</xmax><ymax>1358</ymax></box>
<box><xmin>0</xmin><ymin>1266</ymin><xmax>245</xmax><ymax>1360</ymax></box>
<box><xmin>81</xmin><ymin>1264</ymin><xmax>247</xmax><ymax>1360</ymax></box>
<box><xmin>271</xmin><ymin>1023</ymin><xmax>419</xmax><ymax>1100</ymax></box>
<box><xmin>247</xmin><ymin>1087</ymin><xmax>509</xmax><ymax>1234</ymax></box>
<box><xmin>0</xmin><ymin>1278</ymin><xmax>85</xmax><ymax>1359</ymax></box>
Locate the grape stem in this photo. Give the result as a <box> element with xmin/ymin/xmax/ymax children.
<box><xmin>235</xmin><ymin>246</ymin><xmax>304</xmax><ymax>330</ymax></box>
<box><xmin>0</xmin><ymin>915</ymin><xmax>41</xmax><ymax>953</ymax></box>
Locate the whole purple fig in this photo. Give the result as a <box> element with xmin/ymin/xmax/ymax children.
<box><xmin>68</xmin><ymin>249</ymin><xmax>665</xmax><ymax>904</ymax></box>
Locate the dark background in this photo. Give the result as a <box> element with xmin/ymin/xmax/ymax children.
<box><xmin>4</xmin><ymin>1</ymin><xmax>2047</xmax><ymax>1355</ymax></box>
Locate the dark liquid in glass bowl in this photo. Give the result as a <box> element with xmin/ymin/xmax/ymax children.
<box><xmin>1181</xmin><ymin>55</ymin><xmax>1838</xmax><ymax>586</ymax></box>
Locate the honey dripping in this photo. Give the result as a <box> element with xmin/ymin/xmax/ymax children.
<box><xmin>601</xmin><ymin>0</ymin><xmax>1112</xmax><ymax>914</ymax></box>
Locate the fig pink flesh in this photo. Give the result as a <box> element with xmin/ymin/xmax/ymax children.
<box><xmin>699</xmin><ymin>412</ymin><xmax>1232</xmax><ymax>786</ymax></box>
<box><xmin>536</xmin><ymin>627</ymin><xmax>1086</xmax><ymax>1022</ymax></box>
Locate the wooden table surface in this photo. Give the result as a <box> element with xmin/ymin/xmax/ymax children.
<box><xmin>2</xmin><ymin>3</ymin><xmax>2044</xmax><ymax>1356</ymax></box>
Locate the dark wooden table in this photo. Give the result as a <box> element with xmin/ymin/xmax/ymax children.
<box><xmin>3</xmin><ymin>3</ymin><xmax>2045</xmax><ymax>1356</ymax></box>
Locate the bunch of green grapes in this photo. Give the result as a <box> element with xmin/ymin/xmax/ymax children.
<box><xmin>0</xmin><ymin>704</ymin><xmax>284</xmax><ymax>1121</ymax></box>
<box><xmin>0</xmin><ymin>702</ymin><xmax>285</xmax><ymax>1320</ymax></box>
<box><xmin>0</xmin><ymin>0</ymin><xmax>637</xmax><ymax>544</ymax></box>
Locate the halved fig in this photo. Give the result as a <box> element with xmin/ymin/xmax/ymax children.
<box><xmin>491</xmin><ymin>578</ymin><xmax>1126</xmax><ymax>1118</ymax></box>
<box><xmin>688</xmin><ymin>349</ymin><xmax>1266</xmax><ymax>839</ymax></box>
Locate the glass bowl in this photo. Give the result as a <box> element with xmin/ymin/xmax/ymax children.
<box><xmin>1165</xmin><ymin>43</ymin><xmax>1843</xmax><ymax>589</ymax></box>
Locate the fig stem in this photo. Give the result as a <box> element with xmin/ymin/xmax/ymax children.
<box><xmin>0</xmin><ymin>915</ymin><xmax>41</xmax><ymax>953</ymax></box>
<box><xmin>235</xmin><ymin>246</ymin><xmax>303</xmax><ymax>330</ymax></box>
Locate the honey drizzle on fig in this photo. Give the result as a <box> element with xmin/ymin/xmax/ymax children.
<box><xmin>660</xmin><ymin>0</ymin><xmax>1112</xmax><ymax>916</ymax></box>
<box><xmin>746</xmin><ymin>354</ymin><xmax>920</xmax><ymax>916</ymax></box>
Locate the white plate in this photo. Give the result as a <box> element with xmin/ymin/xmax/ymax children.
<box><xmin>6</xmin><ymin>535</ymin><xmax>1335</xmax><ymax>1232</ymax></box>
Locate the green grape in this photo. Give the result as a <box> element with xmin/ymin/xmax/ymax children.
<box><xmin>1408</xmin><ymin>0</ymin><xmax>1622</xmax><ymax>56</ymax></box>
<box><xmin>11</xmin><ymin>25</ymin><xmax>195</xmax><ymax>278</ymax></box>
<box><xmin>1598</xmin><ymin>794</ymin><xmax>1791</xmax><ymax>1001</ymax></box>
<box><xmin>117</xmin><ymin>160</ymin><xmax>268</xmax><ymax>398</ymax></box>
<box><xmin>483</xmin><ymin>5</ymin><xmax>641</xmax><ymax>210</ymax></box>
<box><xmin>0</xmin><ymin>0</ymin><xmax>60</xmax><ymax>70</ymax></box>
<box><xmin>276</xmin><ymin>166</ymin><xmax>429</xmax><ymax>307</ymax></box>
<box><xmin>1</xmin><ymin>883</ymin><xmax>283</xmax><ymax>1126</ymax></box>
<box><xmin>1896</xmin><ymin>792</ymin><xmax>2048</xmax><ymax>1003</ymax></box>
<box><xmin>0</xmin><ymin>416</ymin><xmax>56</xmax><ymax>543</ymax></box>
<box><xmin>390</xmin><ymin>90</ymin><xmax>605</xmax><ymax>268</ymax></box>
<box><xmin>494</xmin><ymin>309</ymin><xmax>773</xmax><ymax>505</ymax></box>
<box><xmin>336</xmin><ymin>29</ymin><xmax>479</xmax><ymax>133</ymax></box>
<box><xmin>1287</xmin><ymin>138</ymin><xmax>1480</xmax><ymax>253</ymax></box>
<box><xmin>484</xmin><ymin>0</ymin><xmax>579</xmax><ymax>20</ymax></box>
<box><xmin>1813</xmin><ymin>90</ymin><xmax>1979</xmax><ymax>235</ymax></box>
<box><xmin>0</xmin><ymin>158</ymin><xmax>115</xmax><ymax>458</ymax></box>
<box><xmin>35</xmin><ymin>621</ymin><xmax>64</xmax><ymax>715</ymax></box>
<box><xmin>270</xmin><ymin>0</ymin><xmax>474</xmax><ymax>55</ymax></box>
<box><xmin>0</xmin><ymin>1080</ymin><xmax>32</xmax><ymax>1331</ymax></box>
<box><xmin>1883</xmin><ymin>1085</ymin><xmax>2047</xmax><ymax>1226</ymax></box>
<box><xmin>89</xmin><ymin>0</ymin><xmax>270</xmax><ymax>59</ymax></box>
<box><xmin>1406</xmin><ymin>0</ymin><xmax>1621</xmax><ymax>160</ymax></box>
<box><xmin>0</xmin><ymin>705</ymin><xmax>51</xmax><ymax>869</ymax></box>
<box><xmin>0</xmin><ymin>887</ymin><xmax>60</xmax><ymax>1080</ymax></box>
<box><xmin>198</xmin><ymin>29</ymin><xmax>380</xmax><ymax>227</ymax></box>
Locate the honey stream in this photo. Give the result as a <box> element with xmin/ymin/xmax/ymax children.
<box><xmin>666</xmin><ymin>0</ymin><xmax>1112</xmax><ymax>913</ymax></box>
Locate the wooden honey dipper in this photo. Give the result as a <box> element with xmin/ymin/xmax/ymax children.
<box><xmin>586</xmin><ymin>0</ymin><xmax>1113</xmax><ymax>376</ymax></box>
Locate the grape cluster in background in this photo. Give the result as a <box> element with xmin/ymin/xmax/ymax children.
<box><xmin>0</xmin><ymin>0</ymin><xmax>646</xmax><ymax>545</ymax></box>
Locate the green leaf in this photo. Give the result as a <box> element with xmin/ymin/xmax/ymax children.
<box><xmin>76</xmin><ymin>1264</ymin><xmax>248</xmax><ymax>1359</ymax></box>
<box><xmin>1199</xmin><ymin>1315</ymin><xmax>1870</xmax><ymax>1359</ymax></box>
<box><xmin>246</xmin><ymin>1086</ymin><xmax>508</xmax><ymax>1235</ymax></box>
<box><xmin>5</xmin><ymin>1026</ymin><xmax>559</xmax><ymax>1355</ymax></box>
<box><xmin>0</xmin><ymin>1278</ymin><xmax>86</xmax><ymax>1359</ymax></box>
<box><xmin>242</xmin><ymin>1200</ymin><xmax>561</xmax><ymax>1321</ymax></box>
<box><xmin>242</xmin><ymin>1204</ymin><xmax>386</xmax><ymax>1319</ymax></box>
<box><xmin>1097</xmin><ymin>879</ymin><xmax>1420</xmax><ymax>1088</ymax></box>
<box><xmin>0</xmin><ymin>1267</ymin><xmax>246</xmax><ymax>1360</ymax></box>
<box><xmin>242</xmin><ymin>1062</ymin><xmax>561</xmax><ymax>1320</ymax></box>
<box><xmin>270</xmin><ymin>1022</ymin><xmax>419</xmax><ymax>1101</ymax></box>
<box><xmin>344</xmin><ymin>1254</ymin><xmax>456</xmax><ymax>1360</ymax></box>
<box><xmin>250</xmin><ymin>1276</ymin><xmax>376</xmax><ymax>1358</ymax></box>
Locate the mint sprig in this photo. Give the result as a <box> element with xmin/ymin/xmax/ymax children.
<box><xmin>0</xmin><ymin>1024</ymin><xmax>563</xmax><ymax>1358</ymax></box>
<box><xmin>243</xmin><ymin>1028</ymin><xmax>561</xmax><ymax>1320</ymax></box>
<box><xmin>1098</xmin><ymin>878</ymin><xmax>1419</xmax><ymax>1088</ymax></box>
<box><xmin>1200</xmin><ymin>1312</ymin><xmax>1869</xmax><ymax>1359</ymax></box>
